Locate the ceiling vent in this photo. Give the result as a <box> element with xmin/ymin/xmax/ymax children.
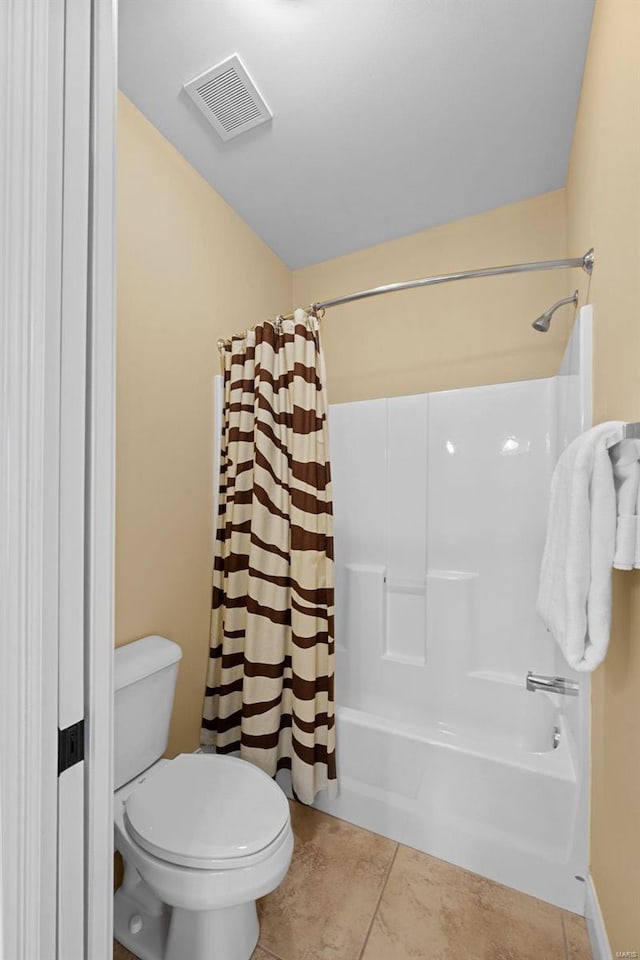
<box><xmin>183</xmin><ymin>54</ymin><xmax>272</xmax><ymax>142</ymax></box>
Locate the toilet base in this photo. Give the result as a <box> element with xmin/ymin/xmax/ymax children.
<box><xmin>114</xmin><ymin>885</ymin><xmax>170</xmax><ymax>960</ymax></box>
<box><xmin>115</xmin><ymin>884</ymin><xmax>260</xmax><ymax>960</ymax></box>
<box><xmin>166</xmin><ymin>901</ymin><xmax>259</xmax><ymax>960</ymax></box>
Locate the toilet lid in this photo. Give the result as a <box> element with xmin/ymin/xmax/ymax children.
<box><xmin>123</xmin><ymin>753</ymin><xmax>290</xmax><ymax>869</ymax></box>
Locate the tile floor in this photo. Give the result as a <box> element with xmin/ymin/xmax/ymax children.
<box><xmin>114</xmin><ymin>801</ymin><xmax>593</xmax><ymax>960</ymax></box>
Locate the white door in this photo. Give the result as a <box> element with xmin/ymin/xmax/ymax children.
<box><xmin>0</xmin><ymin>1</ymin><xmax>116</xmax><ymax>958</ymax></box>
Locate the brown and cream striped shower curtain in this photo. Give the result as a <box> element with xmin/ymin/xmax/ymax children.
<box><xmin>201</xmin><ymin>309</ymin><xmax>336</xmax><ymax>804</ymax></box>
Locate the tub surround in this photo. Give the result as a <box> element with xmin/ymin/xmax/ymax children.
<box><xmin>315</xmin><ymin>314</ymin><xmax>591</xmax><ymax>911</ymax></box>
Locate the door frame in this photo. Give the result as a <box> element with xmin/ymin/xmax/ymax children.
<box><xmin>85</xmin><ymin>0</ymin><xmax>117</xmax><ymax>956</ymax></box>
<box><xmin>85</xmin><ymin>0</ymin><xmax>117</xmax><ymax>957</ymax></box>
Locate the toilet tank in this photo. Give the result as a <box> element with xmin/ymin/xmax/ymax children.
<box><xmin>114</xmin><ymin>635</ymin><xmax>183</xmax><ymax>790</ymax></box>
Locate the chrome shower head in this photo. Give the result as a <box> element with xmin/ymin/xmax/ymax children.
<box><xmin>532</xmin><ymin>311</ymin><xmax>552</xmax><ymax>333</ymax></box>
<box><xmin>532</xmin><ymin>290</ymin><xmax>579</xmax><ymax>333</ymax></box>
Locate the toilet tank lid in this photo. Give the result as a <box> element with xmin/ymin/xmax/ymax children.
<box><xmin>114</xmin><ymin>636</ymin><xmax>182</xmax><ymax>691</ymax></box>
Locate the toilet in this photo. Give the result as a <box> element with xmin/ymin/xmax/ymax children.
<box><xmin>113</xmin><ymin>635</ymin><xmax>294</xmax><ymax>960</ymax></box>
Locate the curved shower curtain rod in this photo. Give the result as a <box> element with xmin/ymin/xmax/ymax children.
<box><xmin>307</xmin><ymin>248</ymin><xmax>594</xmax><ymax>314</ymax></box>
<box><xmin>217</xmin><ymin>249</ymin><xmax>594</xmax><ymax>351</ymax></box>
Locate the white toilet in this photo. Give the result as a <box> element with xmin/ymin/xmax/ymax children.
<box><xmin>113</xmin><ymin>635</ymin><xmax>294</xmax><ymax>960</ymax></box>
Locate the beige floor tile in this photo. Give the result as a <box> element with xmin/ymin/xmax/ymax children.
<box><xmin>258</xmin><ymin>801</ymin><xmax>397</xmax><ymax>960</ymax></box>
<box><xmin>361</xmin><ymin>845</ymin><xmax>566</xmax><ymax>960</ymax></box>
<box><xmin>113</xmin><ymin>942</ymin><xmax>136</xmax><ymax>960</ymax></box>
<box><xmin>563</xmin><ymin>911</ymin><xmax>593</xmax><ymax>959</ymax></box>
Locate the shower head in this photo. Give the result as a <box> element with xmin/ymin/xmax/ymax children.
<box><xmin>532</xmin><ymin>290</ymin><xmax>579</xmax><ymax>333</ymax></box>
<box><xmin>532</xmin><ymin>312</ymin><xmax>553</xmax><ymax>333</ymax></box>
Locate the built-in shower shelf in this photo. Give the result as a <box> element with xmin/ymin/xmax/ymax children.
<box><xmin>427</xmin><ymin>569</ymin><xmax>478</xmax><ymax>581</ymax></box>
<box><xmin>385</xmin><ymin>577</ymin><xmax>426</xmax><ymax>595</ymax></box>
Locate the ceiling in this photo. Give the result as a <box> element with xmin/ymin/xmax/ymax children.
<box><xmin>119</xmin><ymin>0</ymin><xmax>595</xmax><ymax>269</ymax></box>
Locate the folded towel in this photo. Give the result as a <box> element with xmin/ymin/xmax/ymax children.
<box><xmin>537</xmin><ymin>421</ymin><xmax>624</xmax><ymax>672</ymax></box>
<box><xmin>611</xmin><ymin>439</ymin><xmax>640</xmax><ymax>569</ymax></box>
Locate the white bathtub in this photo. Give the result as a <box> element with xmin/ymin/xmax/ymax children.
<box><xmin>314</xmin><ymin>698</ymin><xmax>586</xmax><ymax>912</ymax></box>
<box><xmin>321</xmin><ymin>325</ymin><xmax>593</xmax><ymax>917</ymax></box>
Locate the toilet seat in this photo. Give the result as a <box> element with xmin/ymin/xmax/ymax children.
<box><xmin>123</xmin><ymin>753</ymin><xmax>290</xmax><ymax>870</ymax></box>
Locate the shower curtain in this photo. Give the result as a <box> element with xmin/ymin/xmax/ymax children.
<box><xmin>201</xmin><ymin>309</ymin><xmax>336</xmax><ymax>804</ymax></box>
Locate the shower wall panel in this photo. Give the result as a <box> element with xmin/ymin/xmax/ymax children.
<box><xmin>330</xmin><ymin>377</ymin><xmax>559</xmax><ymax>739</ymax></box>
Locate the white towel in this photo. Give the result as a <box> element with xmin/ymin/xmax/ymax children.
<box><xmin>537</xmin><ymin>421</ymin><xmax>624</xmax><ymax>672</ymax></box>
<box><xmin>634</xmin><ymin>476</ymin><xmax>640</xmax><ymax>569</ymax></box>
<box><xmin>611</xmin><ymin>439</ymin><xmax>640</xmax><ymax>569</ymax></box>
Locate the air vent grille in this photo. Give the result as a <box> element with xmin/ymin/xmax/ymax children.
<box><xmin>183</xmin><ymin>55</ymin><xmax>272</xmax><ymax>142</ymax></box>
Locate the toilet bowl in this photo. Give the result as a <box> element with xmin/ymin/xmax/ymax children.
<box><xmin>114</xmin><ymin>753</ymin><xmax>293</xmax><ymax>960</ymax></box>
<box><xmin>113</xmin><ymin>636</ymin><xmax>294</xmax><ymax>960</ymax></box>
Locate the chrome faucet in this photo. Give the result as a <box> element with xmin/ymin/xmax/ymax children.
<box><xmin>526</xmin><ymin>672</ymin><xmax>579</xmax><ymax>696</ymax></box>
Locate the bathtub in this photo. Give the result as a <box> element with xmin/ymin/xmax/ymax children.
<box><xmin>314</xmin><ymin>695</ymin><xmax>586</xmax><ymax>913</ymax></box>
<box><xmin>320</xmin><ymin>329</ymin><xmax>593</xmax><ymax>917</ymax></box>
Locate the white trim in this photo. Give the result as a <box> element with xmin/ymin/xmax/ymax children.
<box><xmin>85</xmin><ymin>0</ymin><xmax>117</xmax><ymax>957</ymax></box>
<box><xmin>585</xmin><ymin>875</ymin><xmax>612</xmax><ymax>960</ymax></box>
<box><xmin>41</xmin><ymin>1</ymin><xmax>67</xmax><ymax>953</ymax></box>
<box><xmin>0</xmin><ymin>1</ymin><xmax>65</xmax><ymax>957</ymax></box>
<box><xmin>58</xmin><ymin>0</ymin><xmax>92</xmax><ymax>735</ymax></box>
<box><xmin>56</xmin><ymin>0</ymin><xmax>93</xmax><ymax>952</ymax></box>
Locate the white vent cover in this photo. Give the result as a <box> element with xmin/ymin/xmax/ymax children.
<box><xmin>183</xmin><ymin>54</ymin><xmax>272</xmax><ymax>142</ymax></box>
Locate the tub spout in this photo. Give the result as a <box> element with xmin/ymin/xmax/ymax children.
<box><xmin>526</xmin><ymin>672</ymin><xmax>579</xmax><ymax>696</ymax></box>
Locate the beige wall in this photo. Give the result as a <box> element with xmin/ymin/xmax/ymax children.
<box><xmin>566</xmin><ymin>0</ymin><xmax>640</xmax><ymax>950</ymax></box>
<box><xmin>116</xmin><ymin>93</ymin><xmax>292</xmax><ymax>757</ymax></box>
<box><xmin>293</xmin><ymin>190</ymin><xmax>570</xmax><ymax>404</ymax></box>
